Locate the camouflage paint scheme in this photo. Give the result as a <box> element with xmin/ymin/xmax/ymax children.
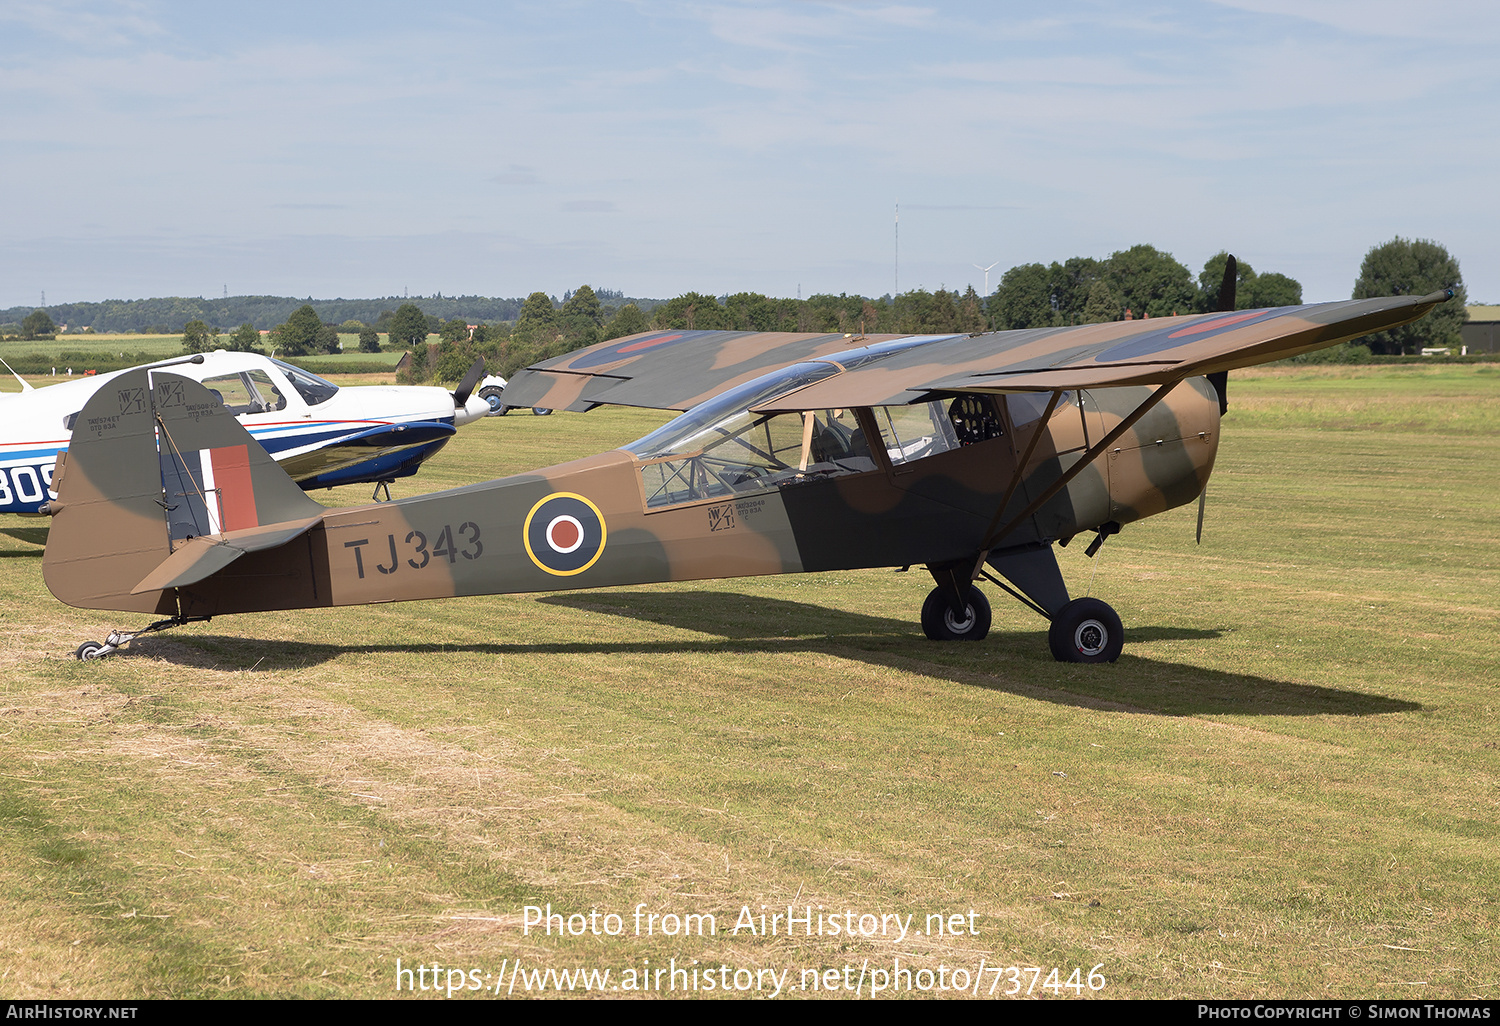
<box><xmin>42</xmin><ymin>290</ymin><xmax>1450</xmax><ymax>661</ymax></box>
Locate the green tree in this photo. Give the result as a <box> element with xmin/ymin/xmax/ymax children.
<box><xmin>957</xmin><ymin>286</ymin><xmax>986</xmax><ymax>333</ymax></box>
<box><xmin>991</xmin><ymin>264</ymin><xmax>1058</xmax><ymax>330</ymax></box>
<box><xmin>358</xmin><ymin>326</ymin><xmax>380</xmax><ymax>353</ymax></box>
<box><xmin>439</xmin><ymin>317</ymin><xmax>470</xmax><ymax>345</ymax></box>
<box><xmin>21</xmin><ymin>310</ymin><xmax>55</xmax><ymax>340</ymax></box>
<box><xmin>435</xmin><ymin>345</ymin><xmax>478</xmax><ymax>383</ymax></box>
<box><xmin>1052</xmin><ymin>257</ymin><xmax>1103</xmax><ymax>324</ymax></box>
<box><xmin>1081</xmin><ymin>280</ymin><xmax>1122</xmax><ymax>323</ymax></box>
<box><xmin>1104</xmin><ymin>245</ymin><xmax>1195</xmax><ymax>319</ymax></box>
<box><xmin>181</xmin><ymin>319</ymin><xmax>215</xmax><ymax>353</ymax></box>
<box><xmin>1242</xmin><ymin>272</ymin><xmax>1301</xmax><ymax>309</ymax></box>
<box><xmin>1352</xmin><ymin>237</ymin><xmax>1467</xmax><ymax>354</ymax></box>
<box><xmin>316</xmin><ymin>323</ymin><xmax>341</xmax><ymax>354</ymax></box>
<box><xmin>510</xmin><ymin>292</ymin><xmax>563</xmax><ymax>357</ymax></box>
<box><xmin>722</xmin><ymin>292</ymin><xmax>800</xmax><ymax>332</ymax></box>
<box><xmin>228</xmin><ymin>322</ymin><xmax>262</xmax><ymax>352</ymax></box>
<box><xmin>516</xmin><ymin>292</ymin><xmax>557</xmax><ymax>330</ymax></box>
<box><xmin>560</xmin><ymin>285</ymin><xmax>604</xmax><ymax>350</ymax></box>
<box><xmin>603</xmin><ymin>303</ymin><xmax>649</xmax><ymax>340</ymax></box>
<box><xmin>652</xmin><ymin>292</ymin><xmax>730</xmax><ymax>331</ymax></box>
<box><xmin>387</xmin><ymin>303</ymin><xmax>429</xmax><ymax>350</ymax></box>
<box><xmin>272</xmin><ymin>304</ymin><xmax>323</xmax><ymax>357</ymax></box>
<box><xmin>1196</xmin><ymin>252</ymin><xmax>1303</xmax><ymax>311</ymax></box>
<box><xmin>1196</xmin><ymin>252</ymin><xmax>1256</xmax><ymax>312</ymax></box>
<box><xmin>561</xmin><ymin>285</ymin><xmax>602</xmax><ymax>327</ymax></box>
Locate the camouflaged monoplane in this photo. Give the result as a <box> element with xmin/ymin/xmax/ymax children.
<box><xmin>42</xmin><ymin>262</ymin><xmax>1453</xmax><ymax>661</ymax></box>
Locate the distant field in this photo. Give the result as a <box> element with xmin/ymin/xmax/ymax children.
<box><xmin>0</xmin><ymin>367</ymin><xmax>1495</xmax><ymax>999</ymax></box>
<box><xmin>0</xmin><ymin>333</ymin><xmax>408</xmax><ymax>376</ymax></box>
<box><xmin>0</xmin><ymin>335</ymin><xmax>406</xmax><ymax>385</ymax></box>
<box><xmin>1233</xmin><ymin>363</ymin><xmax>1500</xmax><ymax>433</ymax></box>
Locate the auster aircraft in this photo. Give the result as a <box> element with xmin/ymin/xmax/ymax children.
<box><xmin>0</xmin><ymin>349</ymin><xmax>491</xmax><ymax>514</ymax></box>
<box><xmin>40</xmin><ymin>264</ymin><xmax>1452</xmax><ymax>662</ymax></box>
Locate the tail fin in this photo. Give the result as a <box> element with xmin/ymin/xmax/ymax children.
<box><xmin>44</xmin><ymin>369</ymin><xmax>325</xmax><ymax>612</ymax></box>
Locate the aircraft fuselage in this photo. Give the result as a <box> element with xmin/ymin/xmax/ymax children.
<box><xmin>79</xmin><ymin>378</ymin><xmax>1218</xmax><ymax>620</ymax></box>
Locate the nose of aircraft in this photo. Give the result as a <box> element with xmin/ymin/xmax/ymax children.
<box><xmin>456</xmin><ymin>393</ymin><xmax>490</xmax><ymax>427</ymax></box>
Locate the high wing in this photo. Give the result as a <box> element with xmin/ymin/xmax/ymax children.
<box><xmin>501</xmin><ymin>293</ymin><xmax>1451</xmax><ymax>414</ymax></box>
<box><xmin>497</xmin><ymin>330</ymin><xmax>939</xmax><ymax>412</ymax></box>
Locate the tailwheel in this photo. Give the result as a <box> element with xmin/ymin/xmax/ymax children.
<box><xmin>1048</xmin><ymin>598</ymin><xmax>1124</xmax><ymax>663</ymax></box>
<box><xmin>920</xmin><ymin>585</ymin><xmax>991</xmax><ymax>641</ymax></box>
<box><xmin>66</xmin><ymin>614</ymin><xmax>210</xmax><ymax>660</ymax></box>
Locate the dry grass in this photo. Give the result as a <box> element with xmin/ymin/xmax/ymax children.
<box><xmin>0</xmin><ymin>369</ymin><xmax>1496</xmax><ymax>999</ymax></box>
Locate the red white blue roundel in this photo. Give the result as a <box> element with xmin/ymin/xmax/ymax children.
<box><xmin>523</xmin><ymin>492</ymin><xmax>607</xmax><ymax>576</ymax></box>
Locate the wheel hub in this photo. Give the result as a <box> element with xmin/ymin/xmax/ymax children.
<box><xmin>945</xmin><ymin>606</ymin><xmax>976</xmax><ymax>633</ymax></box>
<box><xmin>1074</xmin><ymin>619</ymin><xmax>1107</xmax><ymax>656</ymax></box>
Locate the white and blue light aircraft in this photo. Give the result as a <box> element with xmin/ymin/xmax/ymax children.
<box><xmin>0</xmin><ymin>350</ymin><xmax>490</xmax><ymax>515</ymax></box>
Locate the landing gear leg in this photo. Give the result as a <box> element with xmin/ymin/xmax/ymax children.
<box><xmin>72</xmin><ymin>614</ymin><xmax>212</xmax><ymax>660</ymax></box>
<box><xmin>921</xmin><ymin>564</ymin><xmax>992</xmax><ymax>641</ymax></box>
<box><xmin>372</xmin><ymin>480</ymin><xmax>393</xmax><ymax>503</ymax></box>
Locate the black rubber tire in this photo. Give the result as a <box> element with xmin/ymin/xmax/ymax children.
<box><xmin>1048</xmin><ymin>598</ymin><xmax>1124</xmax><ymax>663</ymax></box>
<box><xmin>532</xmin><ymin>407</ymin><xmax>552</xmax><ymax>416</ymax></box>
<box><xmin>478</xmin><ymin>385</ymin><xmax>507</xmax><ymax>416</ymax></box>
<box><xmin>920</xmin><ymin>585</ymin><xmax>991</xmax><ymax>641</ymax></box>
<box><xmin>74</xmin><ymin>641</ymin><xmax>107</xmax><ymax>661</ymax></box>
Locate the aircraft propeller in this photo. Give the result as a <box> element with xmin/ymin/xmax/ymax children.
<box><xmin>1198</xmin><ymin>253</ymin><xmax>1237</xmax><ymax>544</ymax></box>
<box><xmin>452</xmin><ymin>356</ymin><xmax>487</xmax><ymax>409</ymax></box>
<box><xmin>1205</xmin><ymin>254</ymin><xmax>1237</xmax><ymax>416</ymax></box>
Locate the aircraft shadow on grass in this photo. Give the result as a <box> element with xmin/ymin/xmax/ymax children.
<box><xmin>121</xmin><ymin>589</ymin><xmax>1418</xmax><ymax>718</ymax></box>
<box><xmin>0</xmin><ymin>527</ymin><xmax>49</xmax><ymax>552</ymax></box>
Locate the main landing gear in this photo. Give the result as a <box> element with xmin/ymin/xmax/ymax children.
<box><xmin>920</xmin><ymin>544</ymin><xmax>1124</xmax><ymax>663</ymax></box>
<box><xmin>72</xmin><ymin>614</ymin><xmax>211</xmax><ymax>660</ymax></box>
<box><xmin>1047</xmin><ymin>597</ymin><xmax>1124</xmax><ymax>664</ymax></box>
<box><xmin>920</xmin><ymin>584</ymin><xmax>991</xmax><ymax>641</ymax></box>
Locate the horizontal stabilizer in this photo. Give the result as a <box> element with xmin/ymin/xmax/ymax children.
<box><xmin>131</xmin><ymin>515</ymin><xmax>324</xmax><ymax>594</ymax></box>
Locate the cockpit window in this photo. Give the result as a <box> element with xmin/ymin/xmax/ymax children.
<box><xmin>246</xmin><ymin>370</ymin><xmax>287</xmax><ymax>412</ymax></box>
<box><xmin>202</xmin><ymin>370</ymin><xmax>288</xmax><ymax>414</ymax></box>
<box><xmin>872</xmin><ymin>402</ymin><xmax>961</xmax><ymax>465</ymax></box>
<box><xmin>634</xmin><ymin>407</ymin><xmax>875</xmax><ymax>509</ymax></box>
<box><xmin>272</xmin><ymin>359</ymin><xmax>339</xmax><ymax>406</ymax></box>
<box><xmin>624</xmin><ymin>362</ymin><xmax>876</xmax><ymax>509</ymax></box>
<box><xmin>625</xmin><ymin>362</ymin><xmax>838</xmax><ymax>460</ymax></box>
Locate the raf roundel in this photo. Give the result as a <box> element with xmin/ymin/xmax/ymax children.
<box><xmin>523</xmin><ymin>493</ymin><xmax>607</xmax><ymax>576</ymax></box>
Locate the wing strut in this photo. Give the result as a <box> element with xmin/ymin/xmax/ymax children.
<box><xmin>983</xmin><ymin>389</ymin><xmax>1063</xmax><ymax>545</ymax></box>
<box><xmin>971</xmin><ymin>379</ymin><xmax>1183</xmax><ymax>579</ymax></box>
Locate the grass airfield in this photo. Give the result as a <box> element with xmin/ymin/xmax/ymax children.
<box><xmin>0</xmin><ymin>365</ymin><xmax>1496</xmax><ymax>1000</ymax></box>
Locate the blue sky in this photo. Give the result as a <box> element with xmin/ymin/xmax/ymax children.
<box><xmin>3</xmin><ymin>0</ymin><xmax>1496</xmax><ymax>308</ymax></box>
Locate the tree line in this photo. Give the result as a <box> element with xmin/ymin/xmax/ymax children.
<box><xmin>5</xmin><ymin>238</ymin><xmax>1469</xmax><ymax>363</ymax></box>
<box><xmin>0</xmin><ymin>294</ymin><xmax>581</xmax><ymax>336</ymax></box>
<box><xmin>404</xmin><ymin>239</ymin><xmax>1469</xmax><ymax>379</ymax></box>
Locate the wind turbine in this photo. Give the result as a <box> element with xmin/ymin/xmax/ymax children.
<box><xmin>973</xmin><ymin>260</ymin><xmax>999</xmax><ymax>296</ymax></box>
